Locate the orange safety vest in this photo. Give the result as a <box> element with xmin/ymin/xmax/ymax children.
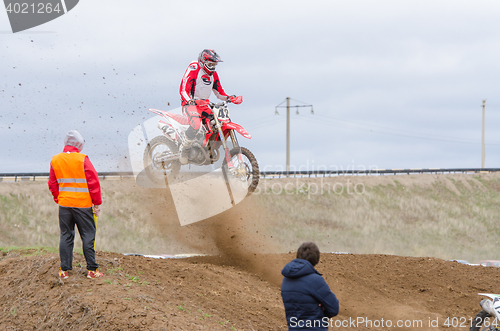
<box><xmin>51</xmin><ymin>152</ymin><xmax>93</xmax><ymax>208</ymax></box>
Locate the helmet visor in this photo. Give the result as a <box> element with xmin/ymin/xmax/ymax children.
<box><xmin>205</xmin><ymin>61</ymin><xmax>217</xmax><ymax>71</ymax></box>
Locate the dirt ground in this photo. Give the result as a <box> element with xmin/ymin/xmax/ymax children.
<box><xmin>1</xmin><ymin>174</ymin><xmax>500</xmax><ymax>330</ymax></box>
<box><xmin>1</xmin><ymin>249</ymin><xmax>500</xmax><ymax>330</ymax></box>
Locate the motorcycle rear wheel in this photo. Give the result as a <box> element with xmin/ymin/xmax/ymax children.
<box><xmin>143</xmin><ymin>135</ymin><xmax>180</xmax><ymax>183</ymax></box>
<box><xmin>470</xmin><ymin>310</ymin><xmax>498</xmax><ymax>331</ymax></box>
<box><xmin>226</xmin><ymin>147</ymin><xmax>259</xmax><ymax>195</ymax></box>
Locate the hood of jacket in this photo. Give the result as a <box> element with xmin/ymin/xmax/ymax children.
<box><xmin>64</xmin><ymin>130</ymin><xmax>84</xmax><ymax>152</ymax></box>
<box><xmin>281</xmin><ymin>259</ymin><xmax>320</xmax><ymax>279</ymax></box>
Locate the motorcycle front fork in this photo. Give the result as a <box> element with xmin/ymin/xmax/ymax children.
<box><xmin>228</xmin><ymin>131</ymin><xmax>247</xmax><ymax>177</ymax></box>
<box><xmin>213</xmin><ymin>117</ymin><xmax>235</xmax><ymax>168</ymax></box>
<box><xmin>213</xmin><ymin>122</ymin><xmax>247</xmax><ymax>180</ymax></box>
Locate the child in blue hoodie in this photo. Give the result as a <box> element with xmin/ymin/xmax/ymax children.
<box><xmin>281</xmin><ymin>242</ymin><xmax>339</xmax><ymax>330</ymax></box>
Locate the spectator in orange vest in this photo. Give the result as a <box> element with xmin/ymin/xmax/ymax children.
<box><xmin>48</xmin><ymin>130</ymin><xmax>103</xmax><ymax>279</ymax></box>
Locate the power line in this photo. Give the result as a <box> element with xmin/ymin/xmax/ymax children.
<box><xmin>244</xmin><ymin>117</ymin><xmax>283</xmax><ymax>131</ymax></box>
<box><xmin>313</xmin><ymin>113</ymin><xmax>475</xmax><ymax>141</ymax></box>
<box><xmin>240</xmin><ymin>114</ymin><xmax>279</xmax><ymax>128</ymax></box>
<box><xmin>298</xmin><ymin>114</ymin><xmax>500</xmax><ymax>146</ymax></box>
<box><xmin>242</xmin><ymin>105</ymin><xmax>500</xmax><ymax>145</ymax></box>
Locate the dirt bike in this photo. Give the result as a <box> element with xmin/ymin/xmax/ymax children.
<box><xmin>143</xmin><ymin>100</ymin><xmax>259</xmax><ymax>196</ymax></box>
<box><xmin>470</xmin><ymin>294</ymin><xmax>500</xmax><ymax>331</ymax></box>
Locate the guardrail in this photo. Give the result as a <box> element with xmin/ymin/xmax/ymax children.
<box><xmin>259</xmin><ymin>168</ymin><xmax>500</xmax><ymax>178</ymax></box>
<box><xmin>0</xmin><ymin>172</ymin><xmax>135</xmax><ymax>182</ymax></box>
<box><xmin>0</xmin><ymin>168</ymin><xmax>499</xmax><ymax>182</ymax></box>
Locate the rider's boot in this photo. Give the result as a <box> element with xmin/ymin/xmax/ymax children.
<box><xmin>179</xmin><ymin>127</ymin><xmax>204</xmax><ymax>165</ymax></box>
<box><xmin>179</xmin><ymin>139</ymin><xmax>194</xmax><ymax>165</ymax></box>
<box><xmin>179</xmin><ymin>126</ymin><xmax>197</xmax><ymax>165</ymax></box>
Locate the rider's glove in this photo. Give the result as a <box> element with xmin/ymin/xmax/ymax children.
<box><xmin>187</xmin><ymin>99</ymin><xmax>197</xmax><ymax>106</ymax></box>
<box><xmin>228</xmin><ymin>95</ymin><xmax>243</xmax><ymax>104</ymax></box>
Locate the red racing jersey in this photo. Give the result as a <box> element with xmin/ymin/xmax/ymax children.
<box><xmin>179</xmin><ymin>61</ymin><xmax>229</xmax><ymax>105</ymax></box>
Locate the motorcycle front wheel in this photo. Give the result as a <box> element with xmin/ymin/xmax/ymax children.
<box><xmin>470</xmin><ymin>310</ymin><xmax>498</xmax><ymax>331</ymax></box>
<box><xmin>143</xmin><ymin>135</ymin><xmax>180</xmax><ymax>184</ymax></box>
<box><xmin>225</xmin><ymin>147</ymin><xmax>259</xmax><ymax>196</ymax></box>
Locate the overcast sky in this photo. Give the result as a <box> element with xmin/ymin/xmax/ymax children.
<box><xmin>1</xmin><ymin>0</ymin><xmax>499</xmax><ymax>173</ymax></box>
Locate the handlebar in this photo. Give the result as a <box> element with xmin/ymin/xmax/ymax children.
<box><xmin>209</xmin><ymin>100</ymin><xmax>229</xmax><ymax>108</ymax></box>
<box><xmin>189</xmin><ymin>96</ymin><xmax>239</xmax><ymax>108</ymax></box>
<box><xmin>186</xmin><ymin>99</ymin><xmax>233</xmax><ymax>109</ymax></box>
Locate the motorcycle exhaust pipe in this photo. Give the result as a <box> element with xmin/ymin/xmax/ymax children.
<box><xmin>158</xmin><ymin>153</ymin><xmax>180</xmax><ymax>163</ymax></box>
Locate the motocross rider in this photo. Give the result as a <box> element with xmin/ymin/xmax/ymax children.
<box><xmin>178</xmin><ymin>49</ymin><xmax>242</xmax><ymax>165</ymax></box>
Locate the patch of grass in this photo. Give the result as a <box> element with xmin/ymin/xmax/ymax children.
<box><xmin>0</xmin><ymin>246</ymin><xmax>61</xmax><ymax>261</ymax></box>
<box><xmin>126</xmin><ymin>274</ymin><xmax>141</xmax><ymax>283</ymax></box>
<box><xmin>0</xmin><ymin>180</ymin><xmax>174</xmax><ymax>254</ymax></box>
<box><xmin>197</xmin><ymin>308</ymin><xmax>212</xmax><ymax>319</ymax></box>
<box><xmin>176</xmin><ymin>302</ymin><xmax>191</xmax><ymax>312</ymax></box>
<box><xmin>0</xmin><ymin>246</ymin><xmax>58</xmax><ymax>254</ymax></box>
<box><xmin>257</xmin><ymin>174</ymin><xmax>500</xmax><ymax>263</ymax></box>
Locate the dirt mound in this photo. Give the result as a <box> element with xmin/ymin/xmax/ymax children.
<box><xmin>1</xmin><ymin>249</ymin><xmax>499</xmax><ymax>330</ymax></box>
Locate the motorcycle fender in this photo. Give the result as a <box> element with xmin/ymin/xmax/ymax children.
<box><xmin>479</xmin><ymin>294</ymin><xmax>500</xmax><ymax>319</ymax></box>
<box><xmin>223</xmin><ymin>122</ymin><xmax>252</xmax><ymax>139</ymax></box>
<box><xmin>158</xmin><ymin>120</ymin><xmax>178</xmax><ymax>142</ymax></box>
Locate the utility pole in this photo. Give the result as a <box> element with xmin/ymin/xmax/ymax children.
<box><xmin>275</xmin><ymin>98</ymin><xmax>314</xmax><ymax>176</ymax></box>
<box><xmin>286</xmin><ymin>97</ymin><xmax>290</xmax><ymax>173</ymax></box>
<box><xmin>482</xmin><ymin>99</ymin><xmax>486</xmax><ymax>169</ymax></box>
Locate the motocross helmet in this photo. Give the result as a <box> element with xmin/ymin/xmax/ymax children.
<box><xmin>198</xmin><ymin>49</ymin><xmax>222</xmax><ymax>75</ymax></box>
